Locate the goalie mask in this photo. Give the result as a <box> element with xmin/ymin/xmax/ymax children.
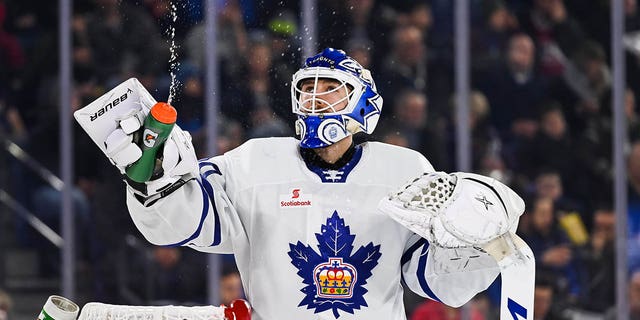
<box><xmin>291</xmin><ymin>48</ymin><xmax>383</xmax><ymax>148</ymax></box>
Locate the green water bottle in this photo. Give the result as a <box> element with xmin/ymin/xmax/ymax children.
<box><xmin>126</xmin><ymin>102</ymin><xmax>177</xmax><ymax>183</ymax></box>
<box><xmin>37</xmin><ymin>295</ymin><xmax>79</xmax><ymax>320</ymax></box>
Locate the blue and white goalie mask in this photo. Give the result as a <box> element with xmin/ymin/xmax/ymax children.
<box><xmin>291</xmin><ymin>48</ymin><xmax>383</xmax><ymax>148</ymax></box>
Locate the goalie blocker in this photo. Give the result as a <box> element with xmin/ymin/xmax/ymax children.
<box><xmin>73</xmin><ymin>78</ymin><xmax>200</xmax><ymax>206</ymax></box>
<box><xmin>378</xmin><ymin>172</ymin><xmax>535</xmax><ymax>320</ymax></box>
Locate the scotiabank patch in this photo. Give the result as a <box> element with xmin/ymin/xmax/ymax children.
<box><xmin>280</xmin><ymin>188</ymin><xmax>313</xmax><ymax>208</ymax></box>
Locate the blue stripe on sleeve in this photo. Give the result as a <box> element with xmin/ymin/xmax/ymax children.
<box><xmin>198</xmin><ymin>160</ymin><xmax>213</xmax><ymax>169</ymax></box>
<box><xmin>163</xmin><ymin>180</ymin><xmax>210</xmax><ymax>247</ymax></box>
<box><xmin>203</xmin><ymin>170</ymin><xmax>217</xmax><ymax>179</ymax></box>
<box><xmin>199</xmin><ymin>161</ymin><xmax>222</xmax><ymax>179</ymax></box>
<box><xmin>199</xmin><ymin>177</ymin><xmax>222</xmax><ymax>246</ymax></box>
<box><xmin>401</xmin><ymin>238</ymin><xmax>427</xmax><ymax>266</ymax></box>
<box><xmin>416</xmin><ymin>244</ymin><xmax>442</xmax><ymax>302</ymax></box>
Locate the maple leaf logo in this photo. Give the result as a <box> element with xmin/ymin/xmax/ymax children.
<box><xmin>288</xmin><ymin>211</ymin><xmax>382</xmax><ymax>318</ymax></box>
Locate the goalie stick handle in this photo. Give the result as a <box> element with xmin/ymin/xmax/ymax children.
<box><xmin>482</xmin><ymin>232</ymin><xmax>528</xmax><ymax>263</ymax></box>
<box><xmin>481</xmin><ymin>232</ymin><xmax>535</xmax><ymax>320</ymax></box>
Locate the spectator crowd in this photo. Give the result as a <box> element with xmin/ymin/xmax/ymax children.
<box><xmin>1</xmin><ymin>0</ymin><xmax>640</xmax><ymax>318</ymax></box>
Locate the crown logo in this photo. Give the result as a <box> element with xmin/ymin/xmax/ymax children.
<box><xmin>289</xmin><ymin>211</ymin><xmax>382</xmax><ymax>317</ymax></box>
<box><xmin>313</xmin><ymin>258</ymin><xmax>357</xmax><ymax>299</ymax></box>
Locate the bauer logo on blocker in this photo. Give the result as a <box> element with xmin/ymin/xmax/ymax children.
<box><xmin>280</xmin><ymin>188</ymin><xmax>312</xmax><ymax>208</ymax></box>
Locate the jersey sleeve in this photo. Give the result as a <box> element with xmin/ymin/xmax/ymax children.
<box><xmin>126</xmin><ymin>154</ymin><xmax>241</xmax><ymax>253</ymax></box>
<box><xmin>400</xmin><ymin>234</ymin><xmax>501</xmax><ymax>307</ymax></box>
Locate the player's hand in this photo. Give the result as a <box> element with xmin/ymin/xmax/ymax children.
<box><xmin>378</xmin><ymin>172</ymin><xmax>525</xmax><ymax>248</ymax></box>
<box><xmin>104</xmin><ymin>110</ymin><xmax>198</xmax><ymax>196</ymax></box>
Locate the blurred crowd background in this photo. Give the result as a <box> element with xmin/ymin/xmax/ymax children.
<box><xmin>1</xmin><ymin>0</ymin><xmax>640</xmax><ymax>319</ymax></box>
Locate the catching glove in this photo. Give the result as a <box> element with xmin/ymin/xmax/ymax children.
<box><xmin>378</xmin><ymin>172</ymin><xmax>524</xmax><ymax>248</ymax></box>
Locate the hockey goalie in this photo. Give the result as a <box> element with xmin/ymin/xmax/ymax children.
<box><xmin>75</xmin><ymin>48</ymin><xmax>534</xmax><ymax>320</ymax></box>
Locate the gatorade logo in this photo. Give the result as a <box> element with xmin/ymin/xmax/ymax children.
<box><xmin>143</xmin><ymin>129</ymin><xmax>159</xmax><ymax>148</ymax></box>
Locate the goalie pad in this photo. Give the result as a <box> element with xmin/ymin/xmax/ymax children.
<box><xmin>378</xmin><ymin>172</ymin><xmax>525</xmax><ymax>248</ymax></box>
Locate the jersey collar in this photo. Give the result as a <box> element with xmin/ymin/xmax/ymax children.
<box><xmin>300</xmin><ymin>144</ymin><xmax>363</xmax><ymax>183</ymax></box>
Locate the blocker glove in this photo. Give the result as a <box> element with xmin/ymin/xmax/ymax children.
<box><xmin>104</xmin><ymin>109</ymin><xmax>199</xmax><ymax>203</ymax></box>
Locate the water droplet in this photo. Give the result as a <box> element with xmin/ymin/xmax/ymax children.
<box><xmin>167</xmin><ymin>1</ymin><xmax>181</xmax><ymax>105</ymax></box>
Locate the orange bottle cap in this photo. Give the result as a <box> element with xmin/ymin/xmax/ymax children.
<box><xmin>150</xmin><ymin>102</ymin><xmax>177</xmax><ymax>124</ymax></box>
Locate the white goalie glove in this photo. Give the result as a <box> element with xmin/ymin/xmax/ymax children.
<box><xmin>74</xmin><ymin>79</ymin><xmax>199</xmax><ymax>205</ymax></box>
<box><xmin>380</xmin><ymin>172</ymin><xmax>535</xmax><ymax>319</ymax></box>
<box><xmin>104</xmin><ymin>110</ymin><xmax>199</xmax><ymax>203</ymax></box>
<box><xmin>378</xmin><ymin>172</ymin><xmax>525</xmax><ymax>248</ymax></box>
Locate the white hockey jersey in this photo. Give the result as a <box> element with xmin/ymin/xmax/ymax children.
<box><xmin>126</xmin><ymin>137</ymin><xmax>500</xmax><ymax>320</ymax></box>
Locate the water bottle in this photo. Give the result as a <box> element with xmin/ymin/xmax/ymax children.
<box><xmin>125</xmin><ymin>102</ymin><xmax>177</xmax><ymax>183</ymax></box>
<box><xmin>37</xmin><ymin>295</ymin><xmax>79</xmax><ymax>320</ymax></box>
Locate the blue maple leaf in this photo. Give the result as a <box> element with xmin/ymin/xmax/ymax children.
<box><xmin>288</xmin><ymin>211</ymin><xmax>382</xmax><ymax>318</ymax></box>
